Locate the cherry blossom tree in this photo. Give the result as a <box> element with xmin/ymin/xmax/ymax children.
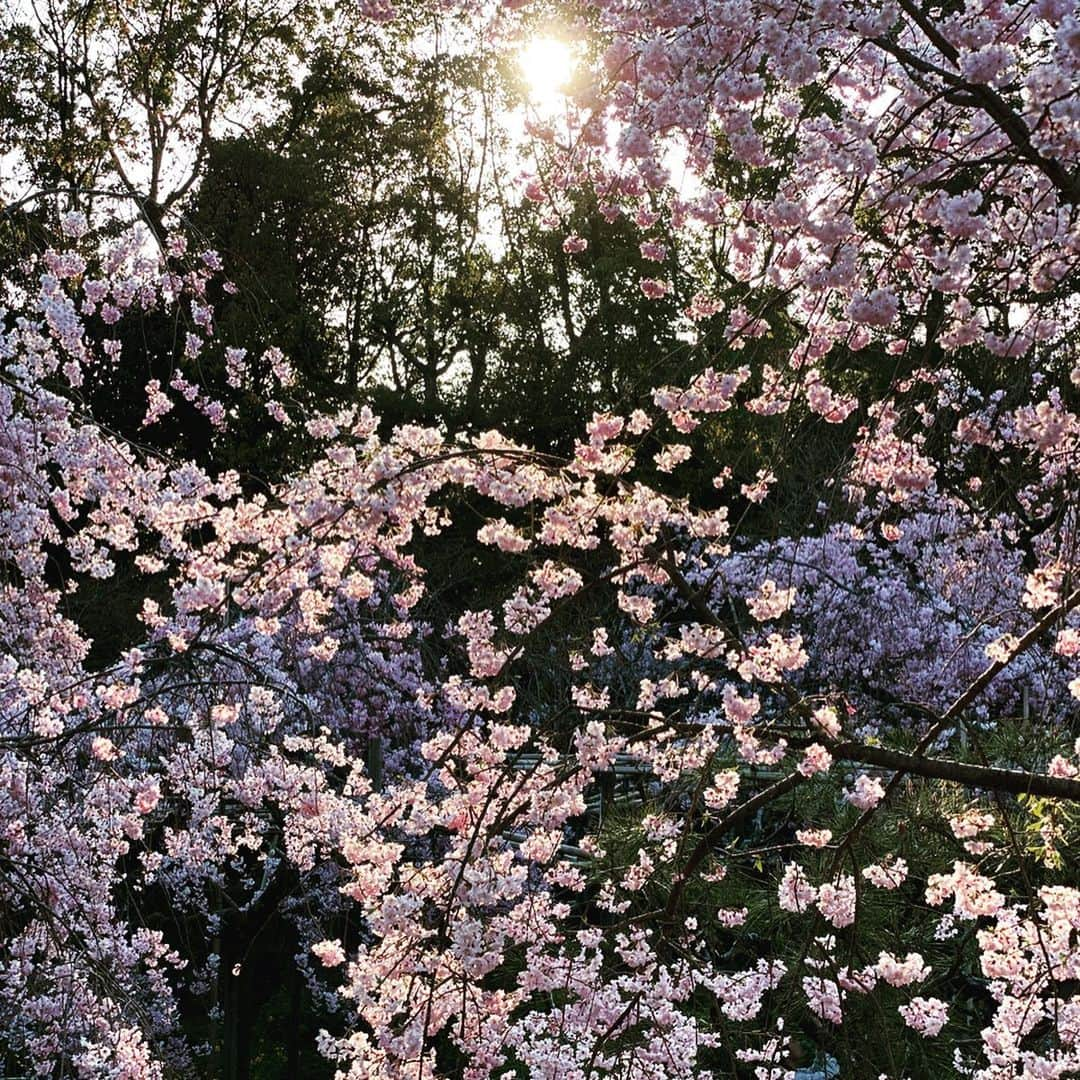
<box><xmin>528</xmin><ymin>0</ymin><xmax>1079</xmax><ymax>367</ymax></box>
<box><xmin>1</xmin><ymin>0</ymin><xmax>1080</xmax><ymax>1076</ymax></box>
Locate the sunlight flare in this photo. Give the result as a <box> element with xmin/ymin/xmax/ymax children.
<box><xmin>518</xmin><ymin>36</ymin><xmax>573</xmax><ymax>110</ymax></box>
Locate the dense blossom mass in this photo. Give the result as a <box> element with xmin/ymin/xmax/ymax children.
<box><xmin>0</xmin><ymin>0</ymin><xmax>1079</xmax><ymax>1077</ymax></box>
<box><xmin>539</xmin><ymin>0</ymin><xmax>1080</xmax><ymax>374</ymax></box>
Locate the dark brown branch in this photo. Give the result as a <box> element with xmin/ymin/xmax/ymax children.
<box><xmin>938</xmin><ymin>587</ymin><xmax>1080</xmax><ymax>726</ymax></box>
<box><xmin>833</xmin><ymin>741</ymin><xmax>1080</xmax><ymax>801</ymax></box>
<box><xmin>871</xmin><ymin>33</ymin><xmax>1080</xmax><ymax>203</ymax></box>
<box><xmin>664</xmin><ymin>769</ymin><xmax>807</xmax><ymax>916</ymax></box>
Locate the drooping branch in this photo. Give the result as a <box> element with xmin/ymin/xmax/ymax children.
<box><xmin>871</xmin><ymin>31</ymin><xmax>1080</xmax><ymax>204</ymax></box>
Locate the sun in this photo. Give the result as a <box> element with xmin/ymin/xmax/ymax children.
<box><xmin>518</xmin><ymin>37</ymin><xmax>573</xmax><ymax>109</ymax></box>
